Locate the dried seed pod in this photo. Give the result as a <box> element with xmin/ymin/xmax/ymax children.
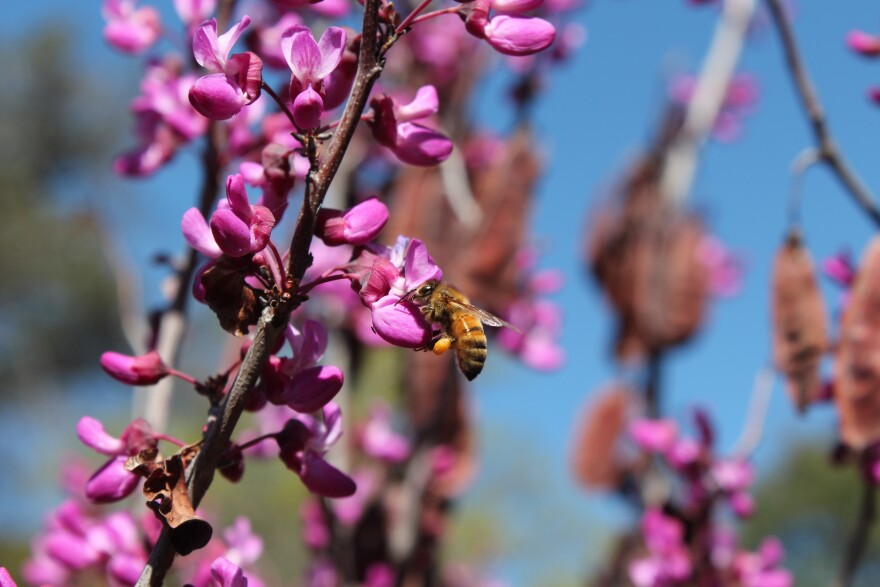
<box><xmin>771</xmin><ymin>230</ymin><xmax>829</xmax><ymax>412</ymax></box>
<box><xmin>571</xmin><ymin>385</ymin><xmax>634</xmax><ymax>490</ymax></box>
<box><xmin>835</xmin><ymin>236</ymin><xmax>880</xmax><ymax>449</ymax></box>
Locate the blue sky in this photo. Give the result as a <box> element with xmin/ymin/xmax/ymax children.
<box><xmin>4</xmin><ymin>0</ymin><xmax>880</xmax><ymax>584</ymax></box>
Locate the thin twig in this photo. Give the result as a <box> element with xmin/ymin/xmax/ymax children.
<box><xmin>834</xmin><ymin>480</ymin><xmax>877</xmax><ymax>587</ymax></box>
<box><xmin>659</xmin><ymin>0</ymin><xmax>756</xmax><ymax>206</ymax></box>
<box><xmin>135</xmin><ymin>0</ymin><xmax>385</xmax><ymax>582</ymax></box>
<box><xmin>731</xmin><ymin>365</ymin><xmax>776</xmax><ymax>459</ymax></box>
<box><xmin>765</xmin><ymin>0</ymin><xmax>880</xmax><ymax>228</ymax></box>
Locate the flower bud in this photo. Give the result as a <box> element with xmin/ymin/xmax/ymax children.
<box><xmin>300</xmin><ymin>450</ymin><xmax>357</xmax><ymax>497</ymax></box>
<box><xmin>85</xmin><ymin>455</ymin><xmax>141</xmax><ymax>504</ymax></box>
<box><xmin>483</xmin><ymin>15</ymin><xmax>556</xmax><ymax>56</ymax></box>
<box><xmin>189</xmin><ymin>74</ymin><xmax>247</xmax><ymax>120</ymax></box>
<box><xmin>316</xmin><ymin>197</ymin><xmax>390</xmax><ymax>246</ymax></box>
<box><xmin>293</xmin><ymin>86</ymin><xmax>324</xmax><ymax>129</ymax></box>
<box><xmin>847</xmin><ymin>30</ymin><xmax>880</xmax><ymax>57</ymax></box>
<box><xmin>100</xmin><ymin>350</ymin><xmax>169</xmax><ymax>385</ymax></box>
<box><xmin>393</xmin><ymin>123</ymin><xmax>453</xmax><ymax>166</ymax></box>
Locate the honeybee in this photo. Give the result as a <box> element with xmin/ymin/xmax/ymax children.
<box><xmin>399</xmin><ymin>279</ymin><xmax>519</xmax><ymax>380</ymax></box>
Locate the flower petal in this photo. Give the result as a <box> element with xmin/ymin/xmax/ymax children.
<box><xmin>182</xmin><ymin>207</ymin><xmax>223</xmax><ymax>258</ymax></box>
<box><xmin>314</xmin><ymin>27</ymin><xmax>347</xmax><ymax>81</ymax></box>
<box><xmin>300</xmin><ymin>450</ymin><xmax>357</xmax><ymax>497</ymax></box>
<box><xmin>77</xmin><ymin>417</ymin><xmax>125</xmax><ymax>455</ymax></box>
<box><xmin>85</xmin><ymin>456</ymin><xmax>141</xmax><ymax>503</ymax></box>
<box><xmin>370</xmin><ymin>295</ymin><xmax>434</xmax><ymax>348</ymax></box>
<box><xmin>483</xmin><ymin>15</ymin><xmax>556</xmax><ymax>56</ymax></box>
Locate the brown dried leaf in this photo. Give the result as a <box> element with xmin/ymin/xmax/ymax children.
<box><xmin>835</xmin><ymin>236</ymin><xmax>880</xmax><ymax>449</ymax></box>
<box><xmin>202</xmin><ymin>256</ymin><xmax>259</xmax><ymax>337</ymax></box>
<box><xmin>771</xmin><ymin>231</ymin><xmax>829</xmax><ymax>412</ymax></box>
<box><xmin>143</xmin><ymin>453</ymin><xmax>213</xmax><ymax>556</ymax></box>
<box><xmin>571</xmin><ymin>385</ymin><xmax>633</xmax><ymax>490</ymax></box>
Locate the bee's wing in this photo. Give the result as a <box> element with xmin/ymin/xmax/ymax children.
<box><xmin>443</xmin><ymin>296</ymin><xmax>521</xmax><ymax>332</ymax></box>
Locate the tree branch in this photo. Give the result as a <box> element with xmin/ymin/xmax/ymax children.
<box><xmin>765</xmin><ymin>0</ymin><xmax>880</xmax><ymax>228</ymax></box>
<box><xmin>136</xmin><ymin>0</ymin><xmax>385</xmax><ymax>582</ymax></box>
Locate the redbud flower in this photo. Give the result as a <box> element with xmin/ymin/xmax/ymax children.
<box><xmin>276</xmin><ymin>404</ymin><xmax>357</xmax><ymax>497</ymax></box>
<box><xmin>252</xmin><ymin>13</ymin><xmax>303</xmax><ymax>69</ymax></box>
<box><xmin>190</xmin><ymin>17</ymin><xmax>263</xmax><ymax>120</ymax></box>
<box><xmin>629</xmin><ymin>509</ymin><xmax>692</xmax><ymax>587</ymax></box>
<box><xmin>210</xmin><ymin>174</ymin><xmax>276</xmax><ymax>256</ymax></box>
<box><xmin>484</xmin><ymin>15</ymin><xmax>557</xmax><ymax>56</ymax></box>
<box><xmin>316</xmin><ymin>197</ymin><xmax>390</xmax><ymax>246</ymax></box>
<box><xmin>210</xmin><ymin>557</ymin><xmax>248</xmax><ymax>587</ymax></box>
<box><xmin>100</xmin><ymin>350</ymin><xmax>169</xmax><ymax>385</ymax></box>
<box><xmin>848</xmin><ymin>30</ymin><xmax>880</xmax><ymax>57</ymax></box>
<box><xmin>360</xmin><ymin>403</ymin><xmax>411</xmax><ymax>463</ymax></box>
<box><xmin>370</xmin><ymin>86</ymin><xmax>453</xmax><ymax>166</ymax></box>
<box><xmin>630</xmin><ymin>418</ymin><xmax>678</xmax><ymax>453</ymax></box>
<box><xmin>174</xmin><ymin>0</ymin><xmax>216</xmax><ymax>31</ymax></box>
<box><xmin>281</xmin><ymin>25</ymin><xmax>347</xmax><ymax>129</ymax></box>
<box><xmin>102</xmin><ymin>0</ymin><xmax>161</xmax><ymax>54</ymax></box>
<box><xmin>77</xmin><ymin>417</ymin><xmax>157</xmax><ymax>503</ymax></box>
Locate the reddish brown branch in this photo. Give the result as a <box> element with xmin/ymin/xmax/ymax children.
<box><xmin>765</xmin><ymin>0</ymin><xmax>880</xmax><ymax>228</ymax></box>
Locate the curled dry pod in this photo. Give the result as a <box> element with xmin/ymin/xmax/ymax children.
<box><xmin>835</xmin><ymin>236</ymin><xmax>880</xmax><ymax>450</ymax></box>
<box><xmin>631</xmin><ymin>214</ymin><xmax>709</xmax><ymax>355</ymax></box>
<box><xmin>771</xmin><ymin>230</ymin><xmax>829</xmax><ymax>412</ymax></box>
<box><xmin>571</xmin><ymin>385</ymin><xmax>633</xmax><ymax>490</ymax></box>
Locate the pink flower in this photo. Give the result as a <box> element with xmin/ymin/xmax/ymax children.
<box><xmin>174</xmin><ymin>0</ymin><xmax>216</xmax><ymax>31</ymax></box>
<box><xmin>630</xmin><ymin>419</ymin><xmax>678</xmax><ymax>453</ymax></box>
<box><xmin>629</xmin><ymin>509</ymin><xmax>692</xmax><ymax>587</ymax></box>
<box><xmin>77</xmin><ymin>417</ymin><xmax>157</xmax><ymax>503</ymax></box>
<box><xmin>115</xmin><ymin>59</ymin><xmax>207</xmax><ymax>176</ymax></box>
<box><xmin>698</xmin><ymin>235</ymin><xmax>744</xmax><ymax>297</ymax></box>
<box><xmin>484</xmin><ymin>15</ymin><xmax>557</xmax><ymax>56</ymax></box>
<box><xmin>848</xmin><ymin>30</ymin><xmax>880</xmax><ymax>57</ymax></box>
<box><xmin>670</xmin><ymin>73</ymin><xmax>759</xmax><ymax>142</ymax></box>
<box><xmin>100</xmin><ymin>350</ymin><xmax>169</xmax><ymax>385</ymax></box>
<box><xmin>276</xmin><ymin>404</ymin><xmax>357</xmax><ymax>498</ymax></box>
<box><xmin>359</xmin><ymin>402</ymin><xmax>411</xmax><ymax>463</ymax></box>
<box><xmin>369</xmin><ymin>86</ymin><xmax>453</xmax><ymax>166</ymax></box>
<box><xmin>210</xmin><ymin>174</ymin><xmax>276</xmax><ymax>256</ymax></box>
<box><xmin>210</xmin><ymin>557</ymin><xmax>248</xmax><ymax>587</ymax></box>
<box><xmin>316</xmin><ymin>197</ymin><xmax>390</xmax><ymax>246</ymax></box>
<box><xmin>734</xmin><ymin>538</ymin><xmax>793</xmax><ymax>587</ymax></box>
<box><xmin>102</xmin><ymin>0</ymin><xmax>161</xmax><ymax>54</ymax></box>
<box><xmin>251</xmin><ymin>13</ymin><xmax>303</xmax><ymax>69</ymax></box>
<box><xmin>281</xmin><ymin>25</ymin><xmax>347</xmax><ymax>129</ymax></box>
<box><xmin>190</xmin><ymin>17</ymin><xmax>263</xmax><ymax>120</ymax></box>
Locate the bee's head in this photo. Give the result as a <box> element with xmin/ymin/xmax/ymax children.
<box><xmin>398</xmin><ymin>280</ymin><xmax>439</xmax><ymax>305</ymax></box>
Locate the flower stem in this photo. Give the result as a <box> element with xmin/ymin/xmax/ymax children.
<box><xmin>395</xmin><ymin>0</ymin><xmax>436</xmax><ymax>35</ymax></box>
<box><xmin>261</xmin><ymin>81</ymin><xmax>298</xmax><ymax>129</ymax></box>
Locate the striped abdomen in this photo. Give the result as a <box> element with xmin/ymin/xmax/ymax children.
<box><xmin>450</xmin><ymin>313</ymin><xmax>488</xmax><ymax>381</ymax></box>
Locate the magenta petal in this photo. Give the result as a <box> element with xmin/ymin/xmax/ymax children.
<box><xmin>173</xmin><ymin>0</ymin><xmax>216</xmax><ymax>28</ymax></box>
<box><xmin>77</xmin><ymin>417</ymin><xmax>125</xmax><ymax>455</ymax></box>
<box><xmin>107</xmin><ymin>553</ymin><xmax>146</xmax><ymax>586</ymax></box>
<box><xmin>847</xmin><ymin>30</ymin><xmax>880</xmax><ymax>57</ymax></box>
<box><xmin>322</xmin><ymin>402</ymin><xmax>343</xmax><ymax>446</ymax></box>
<box><xmin>192</xmin><ymin>18</ymin><xmax>223</xmax><ymax>70</ymax></box>
<box><xmin>189</xmin><ymin>73</ymin><xmax>246</xmax><ymax>120</ymax></box>
<box><xmin>216</xmin><ymin>15</ymin><xmax>251</xmax><ymax>62</ymax></box>
<box><xmin>100</xmin><ymin>350</ymin><xmax>169</xmax><ymax>385</ymax></box>
<box><xmin>227</xmin><ymin>51</ymin><xmax>264</xmax><ymax>102</ymax></box>
<box><xmin>370</xmin><ymin>295</ymin><xmax>434</xmax><ymax>348</ymax></box>
<box><xmin>629</xmin><ymin>418</ymin><xmax>678</xmax><ymax>453</ymax></box>
<box><xmin>282</xmin><ymin>26</ymin><xmax>322</xmax><ymax>83</ymax></box>
<box><xmin>360</xmin><ymin>258</ymin><xmax>399</xmax><ymax>305</ymax></box>
<box><xmin>211</xmin><ymin>557</ymin><xmax>248</xmax><ymax>587</ymax></box>
<box><xmin>211</xmin><ymin>208</ymin><xmax>253</xmax><ymax>256</ymax></box>
<box><xmin>300</xmin><ymin>451</ymin><xmax>357</xmax><ymax>497</ymax></box>
<box><xmin>393</xmin><ymin>122</ymin><xmax>453</xmax><ymax>166</ymax></box>
<box><xmin>44</xmin><ymin>532</ymin><xmax>102</xmax><ymax>570</ymax></box>
<box><xmin>293</xmin><ymin>86</ymin><xmax>324</xmax><ymax>129</ymax></box>
<box><xmin>395</xmin><ymin>86</ymin><xmax>439</xmax><ymax>122</ymax></box>
<box><xmin>282</xmin><ymin>365</ymin><xmax>344</xmax><ymax>412</ymax></box>
<box><xmin>103</xmin><ymin>7</ymin><xmax>161</xmax><ymax>55</ymax></box>
<box><xmin>86</xmin><ymin>456</ymin><xmax>141</xmax><ymax>503</ymax></box>
<box><xmin>248</xmin><ymin>205</ymin><xmax>275</xmax><ymax>252</ymax></box>
<box><xmin>0</xmin><ymin>568</ymin><xmax>17</xmax><ymax>587</ymax></box>
<box><xmin>314</xmin><ymin>27</ymin><xmax>347</xmax><ymax>81</ymax></box>
<box><xmin>491</xmin><ymin>0</ymin><xmax>544</xmax><ymax>13</ymax></box>
<box><xmin>404</xmin><ymin>239</ymin><xmax>443</xmax><ymax>288</ymax></box>
<box><xmin>484</xmin><ymin>15</ymin><xmax>556</xmax><ymax>56</ymax></box>
<box><xmin>182</xmin><ymin>207</ymin><xmax>223</xmax><ymax>258</ymax></box>
<box><xmin>342</xmin><ymin>197</ymin><xmax>389</xmax><ymax>245</ymax></box>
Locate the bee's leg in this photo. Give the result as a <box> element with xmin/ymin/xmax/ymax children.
<box><xmin>431</xmin><ymin>335</ymin><xmax>454</xmax><ymax>356</ymax></box>
<box><xmin>414</xmin><ymin>329</ymin><xmax>444</xmax><ymax>352</ymax></box>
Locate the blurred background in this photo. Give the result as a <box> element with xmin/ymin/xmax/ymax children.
<box><xmin>3</xmin><ymin>0</ymin><xmax>880</xmax><ymax>585</ymax></box>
